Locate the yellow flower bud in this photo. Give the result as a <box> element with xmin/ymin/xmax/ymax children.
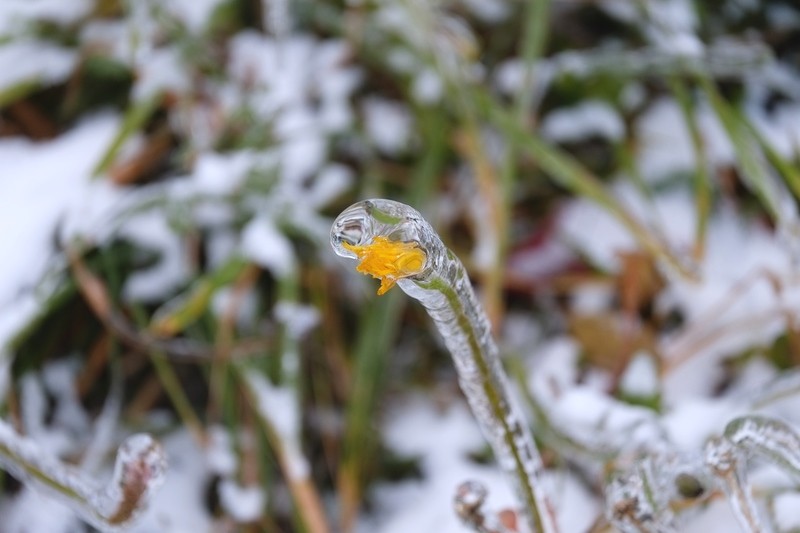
<box><xmin>342</xmin><ymin>236</ymin><xmax>426</xmax><ymax>295</ymax></box>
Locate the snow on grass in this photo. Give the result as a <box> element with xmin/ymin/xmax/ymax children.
<box><xmin>619</xmin><ymin>351</ymin><xmax>659</xmax><ymax>398</ymax></box>
<box><xmin>0</xmin><ymin>114</ymin><xmax>121</xmax><ymax>350</ymax></box>
<box><xmin>227</xmin><ymin>32</ymin><xmax>360</xmax><ymax>133</ymax></box>
<box><xmin>225</xmin><ymin>32</ymin><xmax>360</xmax><ymax>188</ymax></box>
<box><xmin>0</xmin><ymin>41</ymin><xmax>77</xmax><ymax>94</ymax></box>
<box><xmin>244</xmin><ymin>371</ymin><xmax>310</xmax><ymax>480</ymax></box>
<box><xmin>366</xmin><ymin>394</ymin><xmax>601</xmax><ymax>533</ymax></box>
<box><xmin>412</xmin><ymin>67</ymin><xmax>444</xmax><ymax>104</ymax></box>
<box><xmin>119</xmin><ymin>208</ymin><xmax>194</xmax><ymax>302</ymax></box>
<box><xmin>131</xmin><ymin>47</ymin><xmax>191</xmax><ymax>102</ymax></box>
<box><xmin>241</xmin><ymin>215</ymin><xmax>297</xmax><ymax>277</ymax></box>
<box><xmin>363</xmin><ymin>98</ymin><xmax>414</xmax><ymax>155</ymax></box>
<box><xmin>0</xmin><ymin>0</ymin><xmax>92</xmax><ymax>36</ymax></box>
<box><xmin>560</xmin><ymin>175</ymin><xmax>800</xmax><ymax>402</ymax></box>
<box><xmin>634</xmin><ymin>98</ymin><xmax>695</xmax><ymax>183</ymax></box>
<box><xmin>540</xmin><ymin>100</ymin><xmax>624</xmax><ymax>143</ymax></box>
<box><xmin>558</xmin><ymin>189</ymin><xmax>635</xmax><ymax>272</ymax></box>
<box><xmin>161</xmin><ymin>0</ymin><xmax>225</xmax><ymax>33</ymax></box>
<box><xmin>219</xmin><ymin>479</ymin><xmax>266</xmax><ymax>522</ymax></box>
<box><xmin>274</xmin><ymin>301</ymin><xmax>320</xmax><ymax>339</ymax></box>
<box><xmin>364</xmin><ymin>395</ymin><xmax>513</xmax><ymax>533</ymax></box>
<box><xmin>0</xmin><ymin>487</ymin><xmax>82</xmax><ymax>533</ymax></box>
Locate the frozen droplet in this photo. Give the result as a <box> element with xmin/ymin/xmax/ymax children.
<box><xmin>454</xmin><ymin>479</ymin><xmax>488</xmax><ymax>519</ymax></box>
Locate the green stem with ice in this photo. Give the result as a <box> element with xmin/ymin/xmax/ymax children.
<box><xmin>332</xmin><ymin>199</ymin><xmax>556</xmax><ymax>533</ymax></box>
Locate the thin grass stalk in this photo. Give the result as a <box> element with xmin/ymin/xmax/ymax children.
<box><xmin>148</xmin><ymin>349</ymin><xmax>207</xmax><ymax>444</ymax></box>
<box><xmin>734</xmin><ymin>106</ymin><xmax>800</xmax><ymax>201</ymax></box>
<box><xmin>209</xmin><ymin>263</ymin><xmax>260</xmax><ymax>422</ymax></box>
<box><xmin>704</xmin><ymin>437</ymin><xmax>768</xmax><ymax>533</ymax></box>
<box><xmin>337</xmin><ymin>294</ymin><xmax>402</xmax><ymax>531</ymax></box>
<box><xmin>698</xmin><ymin>75</ymin><xmax>792</xmax><ymax>227</ymax></box>
<box><xmin>132</xmin><ymin>304</ymin><xmax>207</xmax><ymax>447</ymax></box>
<box><xmin>239</xmin><ymin>368</ymin><xmax>331</xmax><ymax>533</ymax></box>
<box><xmin>149</xmin><ymin>257</ymin><xmax>252</xmax><ymax>338</ymax></box>
<box><xmin>68</xmin><ymin>249</ymin><xmax>207</xmax><ymax>445</ymax></box>
<box><xmin>454</xmin><ymin>122</ymin><xmax>507</xmax><ymax>329</ymax></box>
<box><xmin>669</xmin><ymin>76</ymin><xmax>712</xmax><ymax>261</ymax></box>
<box><xmin>92</xmin><ymin>91</ymin><xmax>163</xmax><ymax>177</ymax></box>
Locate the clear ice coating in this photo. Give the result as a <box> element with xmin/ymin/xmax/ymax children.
<box><xmin>0</xmin><ymin>420</ymin><xmax>166</xmax><ymax>532</ymax></box>
<box><xmin>332</xmin><ymin>199</ymin><xmax>556</xmax><ymax>533</ymax></box>
<box><xmin>97</xmin><ymin>433</ymin><xmax>167</xmax><ymax>527</ymax></box>
<box><xmin>454</xmin><ymin>480</ymin><xmax>489</xmax><ymax>526</ymax></box>
<box><xmin>703</xmin><ymin>436</ymin><xmax>769</xmax><ymax>532</ymax></box>
<box><xmin>724</xmin><ymin>415</ymin><xmax>800</xmax><ymax>479</ymax></box>
<box><xmin>331</xmin><ymin>199</ymin><xmax>433</xmax><ymax>270</ymax></box>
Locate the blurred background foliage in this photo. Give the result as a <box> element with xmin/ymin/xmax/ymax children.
<box><xmin>1</xmin><ymin>0</ymin><xmax>800</xmax><ymax>531</ymax></box>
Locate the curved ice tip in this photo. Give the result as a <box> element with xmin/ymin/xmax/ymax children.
<box><xmin>330</xmin><ymin>200</ymin><xmax>375</xmax><ymax>259</ymax></box>
<box><xmin>103</xmin><ymin>433</ymin><xmax>167</xmax><ymax>526</ymax></box>
<box><xmin>331</xmin><ymin>199</ymin><xmax>429</xmax><ymax>294</ymax></box>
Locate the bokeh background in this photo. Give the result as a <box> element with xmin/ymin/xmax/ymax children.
<box><xmin>2</xmin><ymin>0</ymin><xmax>800</xmax><ymax>531</ymax></box>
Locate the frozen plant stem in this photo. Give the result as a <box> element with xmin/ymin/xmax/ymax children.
<box><xmin>331</xmin><ymin>199</ymin><xmax>556</xmax><ymax>533</ymax></box>
<box><xmin>704</xmin><ymin>437</ymin><xmax>768</xmax><ymax>533</ymax></box>
<box><xmin>0</xmin><ymin>419</ymin><xmax>166</xmax><ymax>531</ymax></box>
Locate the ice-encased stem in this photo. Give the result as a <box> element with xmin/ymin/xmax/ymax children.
<box><xmin>0</xmin><ymin>419</ymin><xmax>166</xmax><ymax>531</ymax></box>
<box><xmin>704</xmin><ymin>436</ymin><xmax>768</xmax><ymax>533</ymax></box>
<box><xmin>331</xmin><ymin>199</ymin><xmax>556</xmax><ymax>533</ymax></box>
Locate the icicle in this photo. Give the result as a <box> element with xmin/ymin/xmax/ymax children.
<box><xmin>331</xmin><ymin>199</ymin><xmax>556</xmax><ymax>533</ymax></box>
<box><xmin>455</xmin><ymin>480</ymin><xmax>518</xmax><ymax>533</ymax></box>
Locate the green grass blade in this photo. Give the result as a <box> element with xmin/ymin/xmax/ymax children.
<box><xmin>92</xmin><ymin>91</ymin><xmax>163</xmax><ymax>178</ymax></box>
<box><xmin>476</xmin><ymin>88</ymin><xmax>697</xmax><ymax>280</ymax></box>
<box><xmin>698</xmin><ymin>76</ymin><xmax>791</xmax><ymax>225</ymax></box>
<box><xmin>669</xmin><ymin>76</ymin><xmax>712</xmax><ymax>260</ymax></box>
<box><xmin>149</xmin><ymin>257</ymin><xmax>250</xmax><ymax>337</ymax></box>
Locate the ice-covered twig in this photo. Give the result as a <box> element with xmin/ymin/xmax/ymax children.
<box><xmin>331</xmin><ymin>199</ymin><xmax>556</xmax><ymax>533</ymax></box>
<box><xmin>0</xmin><ymin>420</ymin><xmax>166</xmax><ymax>531</ymax></box>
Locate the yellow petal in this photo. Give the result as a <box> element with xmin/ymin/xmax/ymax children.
<box><xmin>343</xmin><ymin>236</ymin><xmax>426</xmax><ymax>295</ymax></box>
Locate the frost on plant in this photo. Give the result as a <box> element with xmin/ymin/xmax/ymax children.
<box><xmin>724</xmin><ymin>415</ymin><xmax>800</xmax><ymax>479</ymax></box>
<box><xmin>603</xmin><ymin>413</ymin><xmax>800</xmax><ymax>532</ymax></box>
<box><xmin>606</xmin><ymin>456</ymin><xmax>678</xmax><ymax>533</ymax></box>
<box><xmin>332</xmin><ymin>199</ymin><xmax>556</xmax><ymax>533</ymax></box>
<box><xmin>0</xmin><ymin>420</ymin><xmax>166</xmax><ymax>531</ymax></box>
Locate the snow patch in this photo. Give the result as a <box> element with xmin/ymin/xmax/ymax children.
<box><xmin>219</xmin><ymin>480</ymin><xmax>266</xmax><ymax>522</ymax></box>
<box><xmin>541</xmin><ymin>100</ymin><xmax>624</xmax><ymax>143</ymax></box>
<box><xmin>241</xmin><ymin>216</ymin><xmax>296</xmax><ymax>277</ymax></box>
